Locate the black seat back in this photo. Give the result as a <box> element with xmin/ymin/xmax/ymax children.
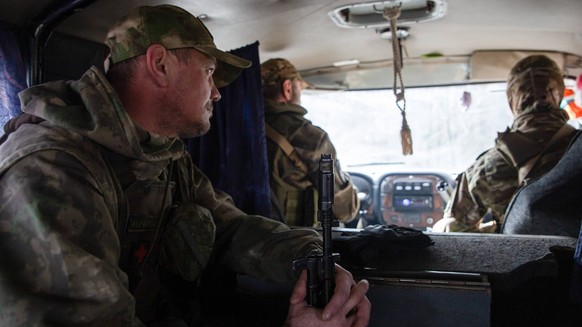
<box><xmin>503</xmin><ymin>130</ymin><xmax>582</xmax><ymax>237</ymax></box>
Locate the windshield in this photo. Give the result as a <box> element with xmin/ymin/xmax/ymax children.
<box><xmin>302</xmin><ymin>83</ymin><xmax>516</xmax><ymax>178</ymax></box>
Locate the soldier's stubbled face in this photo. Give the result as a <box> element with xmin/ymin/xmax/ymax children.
<box><xmin>160</xmin><ymin>49</ymin><xmax>222</xmax><ymax>139</ymax></box>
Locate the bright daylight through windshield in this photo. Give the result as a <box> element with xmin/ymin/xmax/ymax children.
<box><xmin>302</xmin><ymin>83</ymin><xmax>516</xmax><ymax>178</ymax></box>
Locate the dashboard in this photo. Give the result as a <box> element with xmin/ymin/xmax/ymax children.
<box><xmin>348</xmin><ymin>171</ymin><xmax>456</xmax><ymax>231</ymax></box>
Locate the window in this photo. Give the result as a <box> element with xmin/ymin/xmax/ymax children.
<box><xmin>302</xmin><ymin>83</ymin><xmax>515</xmax><ymax>178</ymax></box>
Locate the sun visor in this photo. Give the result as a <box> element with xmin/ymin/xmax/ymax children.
<box><xmin>470</xmin><ymin>51</ymin><xmax>566</xmax><ymax>82</ymax></box>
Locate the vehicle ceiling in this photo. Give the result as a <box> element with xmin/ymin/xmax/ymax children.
<box><xmin>1</xmin><ymin>0</ymin><xmax>581</xmax><ymax>89</ymax></box>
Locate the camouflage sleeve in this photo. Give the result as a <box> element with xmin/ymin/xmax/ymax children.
<box><xmin>189</xmin><ymin>163</ymin><xmax>323</xmax><ymax>283</ymax></box>
<box><xmin>443</xmin><ymin>170</ymin><xmax>486</xmax><ymax>232</ymax></box>
<box><xmin>301</xmin><ymin>130</ymin><xmax>359</xmax><ymax>223</ymax></box>
<box><xmin>331</xmin><ymin>157</ymin><xmax>360</xmax><ymax>223</ymax></box>
<box><xmin>444</xmin><ymin>149</ymin><xmax>518</xmax><ymax>232</ymax></box>
<box><xmin>468</xmin><ymin>149</ymin><xmax>519</xmax><ymax>225</ymax></box>
<box><xmin>0</xmin><ymin>150</ymin><xmax>142</xmax><ymax>326</ymax></box>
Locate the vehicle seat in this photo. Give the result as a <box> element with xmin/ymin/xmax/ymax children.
<box><xmin>502</xmin><ymin>129</ymin><xmax>582</xmax><ymax>237</ymax></box>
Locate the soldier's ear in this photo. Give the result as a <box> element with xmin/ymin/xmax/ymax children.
<box><xmin>144</xmin><ymin>44</ymin><xmax>170</xmax><ymax>87</ymax></box>
<box><xmin>282</xmin><ymin>79</ymin><xmax>293</xmax><ymax>102</ymax></box>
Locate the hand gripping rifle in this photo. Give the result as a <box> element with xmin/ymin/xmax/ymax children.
<box><xmin>293</xmin><ymin>154</ymin><xmax>340</xmax><ymax>307</ymax></box>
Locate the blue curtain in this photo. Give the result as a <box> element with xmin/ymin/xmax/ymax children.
<box><xmin>187</xmin><ymin>41</ymin><xmax>272</xmax><ymax>218</ymax></box>
<box><xmin>0</xmin><ymin>29</ymin><xmax>26</xmax><ymax>129</ymax></box>
<box><xmin>573</xmin><ymin>224</ymin><xmax>582</xmax><ymax>304</ymax></box>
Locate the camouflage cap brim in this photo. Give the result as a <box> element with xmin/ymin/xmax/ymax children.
<box><xmin>105</xmin><ymin>5</ymin><xmax>251</xmax><ymax>88</ymax></box>
<box><xmin>194</xmin><ymin>45</ymin><xmax>251</xmax><ymax>88</ymax></box>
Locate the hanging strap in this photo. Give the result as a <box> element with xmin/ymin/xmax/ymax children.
<box><xmin>383</xmin><ymin>5</ymin><xmax>413</xmax><ymax>155</ymax></box>
<box><xmin>383</xmin><ymin>6</ymin><xmax>405</xmax><ymax>104</ymax></box>
<box><xmin>265</xmin><ymin>124</ymin><xmax>309</xmax><ymax>173</ymax></box>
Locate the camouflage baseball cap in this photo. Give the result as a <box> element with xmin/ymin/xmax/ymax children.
<box><xmin>261</xmin><ymin>58</ymin><xmax>310</xmax><ymax>88</ymax></box>
<box><xmin>104</xmin><ymin>5</ymin><xmax>251</xmax><ymax>87</ymax></box>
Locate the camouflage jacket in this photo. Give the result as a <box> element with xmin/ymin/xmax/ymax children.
<box><xmin>264</xmin><ymin>100</ymin><xmax>359</xmax><ymax>226</ymax></box>
<box><xmin>443</xmin><ymin>107</ymin><xmax>576</xmax><ymax>232</ymax></box>
<box><xmin>0</xmin><ymin>67</ymin><xmax>322</xmax><ymax>326</ymax></box>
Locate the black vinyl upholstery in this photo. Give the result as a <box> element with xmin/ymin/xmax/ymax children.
<box><xmin>503</xmin><ymin>130</ymin><xmax>582</xmax><ymax>237</ymax></box>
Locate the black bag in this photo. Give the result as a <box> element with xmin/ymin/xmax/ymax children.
<box><xmin>333</xmin><ymin>224</ymin><xmax>434</xmax><ymax>267</ymax></box>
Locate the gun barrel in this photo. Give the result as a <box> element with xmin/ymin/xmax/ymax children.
<box><xmin>292</xmin><ymin>153</ymin><xmax>340</xmax><ymax>308</ymax></box>
<box><xmin>319</xmin><ymin>154</ymin><xmax>334</xmax><ymax>211</ymax></box>
<box><xmin>319</xmin><ymin>154</ymin><xmax>336</xmax><ymax>305</ymax></box>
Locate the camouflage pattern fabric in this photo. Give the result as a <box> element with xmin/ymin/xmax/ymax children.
<box><xmin>506</xmin><ymin>55</ymin><xmax>564</xmax><ymax>116</ymax></box>
<box><xmin>160</xmin><ymin>202</ymin><xmax>216</xmax><ymax>282</ymax></box>
<box><xmin>261</xmin><ymin>58</ymin><xmax>304</xmax><ymax>86</ymax></box>
<box><xmin>104</xmin><ymin>5</ymin><xmax>251</xmax><ymax>88</ymax></box>
<box><xmin>261</xmin><ymin>57</ymin><xmax>311</xmax><ymax>91</ymax></box>
<box><xmin>264</xmin><ymin>99</ymin><xmax>359</xmax><ymax>226</ymax></box>
<box><xmin>443</xmin><ymin>106</ymin><xmax>574</xmax><ymax>232</ymax></box>
<box><xmin>0</xmin><ymin>66</ymin><xmax>322</xmax><ymax>326</ymax></box>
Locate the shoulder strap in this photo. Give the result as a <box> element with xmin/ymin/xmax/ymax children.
<box><xmin>518</xmin><ymin>124</ymin><xmax>576</xmax><ymax>183</ymax></box>
<box><xmin>495</xmin><ymin>129</ymin><xmax>539</xmax><ymax>167</ymax></box>
<box><xmin>265</xmin><ymin>124</ymin><xmax>309</xmax><ymax>173</ymax></box>
<box><xmin>498</xmin><ymin>124</ymin><xmax>576</xmax><ymax>185</ymax></box>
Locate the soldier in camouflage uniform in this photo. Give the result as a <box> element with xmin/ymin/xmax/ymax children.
<box><xmin>434</xmin><ymin>55</ymin><xmax>577</xmax><ymax>233</ymax></box>
<box><xmin>0</xmin><ymin>5</ymin><xmax>370</xmax><ymax>326</ymax></box>
<box><xmin>261</xmin><ymin>58</ymin><xmax>360</xmax><ymax>227</ymax></box>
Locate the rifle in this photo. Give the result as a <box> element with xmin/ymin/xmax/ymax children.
<box><xmin>292</xmin><ymin>153</ymin><xmax>340</xmax><ymax>307</ymax></box>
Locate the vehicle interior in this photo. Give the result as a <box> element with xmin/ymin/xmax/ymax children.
<box><xmin>1</xmin><ymin>0</ymin><xmax>581</xmax><ymax>326</ymax></box>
